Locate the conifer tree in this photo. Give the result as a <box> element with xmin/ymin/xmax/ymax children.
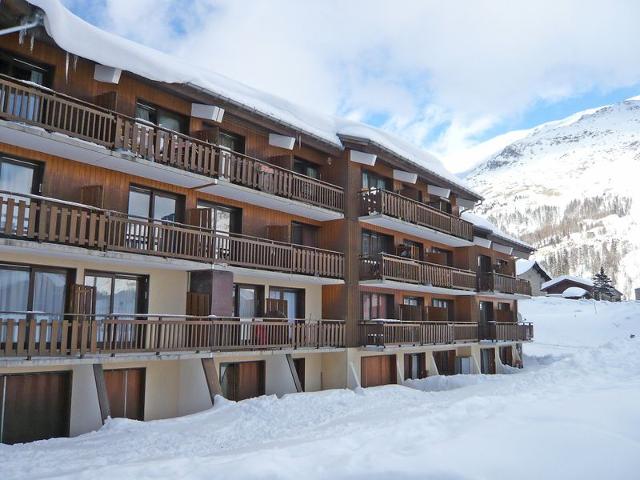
<box><xmin>592</xmin><ymin>267</ymin><xmax>615</xmax><ymax>301</ymax></box>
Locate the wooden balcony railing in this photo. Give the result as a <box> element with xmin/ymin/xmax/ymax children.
<box><xmin>478</xmin><ymin>272</ymin><xmax>532</xmax><ymax>296</ymax></box>
<box><xmin>0</xmin><ymin>191</ymin><xmax>344</xmax><ymax>279</ymax></box>
<box><xmin>360</xmin><ymin>189</ymin><xmax>474</xmax><ymax>241</ymax></box>
<box><xmin>359</xmin><ymin>320</ymin><xmax>482</xmax><ymax>347</ymax></box>
<box><xmin>480</xmin><ymin>322</ymin><xmax>534</xmax><ymax>342</ymax></box>
<box><xmin>0</xmin><ymin>313</ymin><xmax>346</xmax><ymax>358</ymax></box>
<box><xmin>360</xmin><ymin>253</ymin><xmax>476</xmax><ymax>290</ymax></box>
<box><xmin>0</xmin><ymin>75</ymin><xmax>343</xmax><ymax>212</ymax></box>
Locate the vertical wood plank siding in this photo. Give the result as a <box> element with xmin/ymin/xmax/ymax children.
<box><xmin>478</xmin><ymin>272</ymin><xmax>532</xmax><ymax>295</ymax></box>
<box><xmin>0</xmin><ymin>191</ymin><xmax>344</xmax><ymax>278</ymax></box>
<box><xmin>0</xmin><ymin>75</ymin><xmax>343</xmax><ymax>212</ymax></box>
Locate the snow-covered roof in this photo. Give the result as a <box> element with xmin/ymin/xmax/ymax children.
<box><xmin>27</xmin><ymin>0</ymin><xmax>480</xmax><ymax>200</ymax></box>
<box><xmin>541</xmin><ymin>275</ymin><xmax>594</xmax><ymax>291</ymax></box>
<box><xmin>461</xmin><ymin>211</ymin><xmax>534</xmax><ymax>251</ymax></box>
<box><xmin>562</xmin><ymin>286</ymin><xmax>589</xmax><ymax>298</ymax></box>
<box><xmin>516</xmin><ymin>259</ymin><xmax>551</xmax><ymax>279</ymax></box>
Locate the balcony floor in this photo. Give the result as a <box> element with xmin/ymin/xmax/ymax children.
<box><xmin>359</xmin><ymin>213</ymin><xmax>474</xmax><ymax>247</ymax></box>
<box><xmin>0</xmin><ymin>120</ymin><xmax>343</xmax><ymax>221</ymax></box>
<box><xmin>477</xmin><ymin>290</ymin><xmax>532</xmax><ymax>300</ymax></box>
<box><xmin>0</xmin><ymin>238</ymin><xmax>344</xmax><ymax>285</ymax></box>
<box><xmin>359</xmin><ymin>279</ymin><xmax>476</xmax><ymax>296</ymax></box>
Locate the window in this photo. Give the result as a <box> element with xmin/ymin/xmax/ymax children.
<box><xmin>293</xmin><ymin>158</ymin><xmax>320</xmax><ymax>179</ymax></box>
<box><xmin>432</xmin><ymin>298</ymin><xmax>454</xmax><ymax>321</ymax></box>
<box><xmin>218</xmin><ymin>130</ymin><xmax>245</xmax><ymax>154</ymax></box>
<box><xmin>196</xmin><ymin>200</ymin><xmax>241</xmax><ymax>234</ymax></box>
<box><xmin>269</xmin><ymin>287</ymin><xmax>305</xmax><ymax>319</ymax></box>
<box><xmin>455</xmin><ymin>356</ymin><xmax>473</xmax><ymax>374</ymax></box>
<box><xmin>428</xmin><ymin>195</ymin><xmax>452</xmax><ymax>213</ymax></box>
<box><xmin>402</xmin><ymin>240</ymin><xmax>423</xmax><ymax>260</ymax></box>
<box><xmin>128</xmin><ymin>186</ymin><xmax>182</xmax><ymax>223</ymax></box>
<box><xmin>233</xmin><ymin>284</ymin><xmax>264</xmax><ymax>318</ymax></box>
<box><xmin>479</xmin><ymin>301</ymin><xmax>494</xmax><ymax>324</ymax></box>
<box><xmin>135</xmin><ymin>101</ymin><xmax>187</xmax><ymax>134</ymax></box>
<box><xmin>0</xmin><ymin>157</ymin><xmax>41</xmax><ymax>195</ymax></box>
<box><xmin>497</xmin><ymin>302</ymin><xmax>511</xmax><ymax>311</ymax></box>
<box><xmin>362</xmin><ymin>170</ymin><xmax>391</xmax><ymax>191</ymax></box>
<box><xmin>361</xmin><ymin>230</ymin><xmax>393</xmax><ymax>257</ymax></box>
<box><xmin>291</xmin><ymin>222</ymin><xmax>319</xmax><ymax>247</ymax></box>
<box><xmin>477</xmin><ymin>255</ymin><xmax>493</xmax><ymax>273</ymax></box>
<box><xmin>362</xmin><ymin>292</ymin><xmax>393</xmax><ymax>320</ymax></box>
<box><xmin>0</xmin><ymin>264</ymin><xmax>70</xmax><ymax>319</ymax></box>
<box><xmin>84</xmin><ymin>272</ymin><xmax>148</xmax><ymax>316</ymax></box>
<box><xmin>403</xmin><ymin>296</ymin><xmax>422</xmax><ymax>307</ymax></box>
<box><xmin>0</xmin><ymin>50</ymin><xmax>51</xmax><ymax>86</ymax></box>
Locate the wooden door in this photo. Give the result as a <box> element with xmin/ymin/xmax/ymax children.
<box><xmin>221</xmin><ymin>361</ymin><xmax>265</xmax><ymax>401</ymax></box>
<box><xmin>481</xmin><ymin>349</ymin><xmax>496</xmax><ymax>374</ymax></box>
<box><xmin>293</xmin><ymin>358</ymin><xmax>305</xmax><ymax>392</ymax></box>
<box><xmin>361</xmin><ymin>355</ymin><xmax>397</xmax><ymax>387</ymax></box>
<box><xmin>104</xmin><ymin>368</ymin><xmax>145</xmax><ymax>420</ymax></box>
<box><xmin>433</xmin><ymin>350</ymin><xmax>456</xmax><ymax>376</ymax></box>
<box><xmin>404</xmin><ymin>353</ymin><xmax>427</xmax><ymax>380</ymax></box>
<box><xmin>499</xmin><ymin>346</ymin><xmax>513</xmax><ymax>367</ymax></box>
<box><xmin>1</xmin><ymin>372</ymin><xmax>71</xmax><ymax>444</ymax></box>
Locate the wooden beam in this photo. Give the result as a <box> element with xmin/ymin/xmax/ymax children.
<box><xmin>201</xmin><ymin>357</ymin><xmax>223</xmax><ymax>405</ymax></box>
<box><xmin>92</xmin><ymin>363</ymin><xmax>110</xmax><ymax>423</ymax></box>
<box><xmin>285</xmin><ymin>354</ymin><xmax>303</xmax><ymax>393</ymax></box>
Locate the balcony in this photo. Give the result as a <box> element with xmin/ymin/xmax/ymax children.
<box><xmin>360</xmin><ymin>253</ymin><xmax>476</xmax><ymax>294</ymax></box>
<box><xmin>359</xmin><ymin>189</ymin><xmax>474</xmax><ymax>247</ymax></box>
<box><xmin>0</xmin><ymin>191</ymin><xmax>344</xmax><ymax>280</ymax></box>
<box><xmin>478</xmin><ymin>272</ymin><xmax>532</xmax><ymax>296</ymax></box>
<box><xmin>0</xmin><ymin>314</ymin><xmax>346</xmax><ymax>358</ymax></box>
<box><xmin>480</xmin><ymin>322</ymin><xmax>534</xmax><ymax>342</ymax></box>
<box><xmin>0</xmin><ymin>75</ymin><xmax>343</xmax><ymax>220</ymax></box>
<box><xmin>359</xmin><ymin>320</ymin><xmax>479</xmax><ymax>347</ymax></box>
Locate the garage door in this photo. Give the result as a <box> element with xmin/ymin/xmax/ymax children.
<box><xmin>220</xmin><ymin>361</ymin><xmax>265</xmax><ymax>401</ymax></box>
<box><xmin>481</xmin><ymin>349</ymin><xmax>496</xmax><ymax>374</ymax></box>
<box><xmin>433</xmin><ymin>350</ymin><xmax>456</xmax><ymax>376</ymax></box>
<box><xmin>361</xmin><ymin>355</ymin><xmax>397</xmax><ymax>388</ymax></box>
<box><xmin>104</xmin><ymin>368</ymin><xmax>146</xmax><ymax>420</ymax></box>
<box><xmin>0</xmin><ymin>372</ymin><xmax>71</xmax><ymax>444</ymax></box>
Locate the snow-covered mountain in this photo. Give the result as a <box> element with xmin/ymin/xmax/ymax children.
<box><xmin>464</xmin><ymin>97</ymin><xmax>640</xmax><ymax>297</ymax></box>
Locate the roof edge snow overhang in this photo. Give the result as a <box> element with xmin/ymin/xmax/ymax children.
<box><xmin>338</xmin><ymin>134</ymin><xmax>483</xmax><ymax>202</ymax></box>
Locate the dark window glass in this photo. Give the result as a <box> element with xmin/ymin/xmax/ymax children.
<box><xmin>291</xmin><ymin>222</ymin><xmax>319</xmax><ymax>247</ymax></box>
<box><xmin>269</xmin><ymin>287</ymin><xmax>305</xmax><ymax>319</ymax></box>
<box><xmin>362</xmin><ymin>170</ymin><xmax>391</xmax><ymax>190</ymax></box>
<box><xmin>293</xmin><ymin>158</ymin><xmax>320</xmax><ymax>179</ymax></box>
<box><xmin>430</xmin><ymin>247</ymin><xmax>453</xmax><ymax>266</ymax></box>
<box><xmin>233</xmin><ymin>284</ymin><xmax>264</xmax><ymax>317</ymax></box>
<box><xmin>219</xmin><ymin>130</ymin><xmax>245</xmax><ymax>154</ymax></box>
<box><xmin>197</xmin><ymin>200</ymin><xmax>242</xmax><ymax>234</ymax></box>
<box><xmin>84</xmin><ymin>272</ymin><xmax>148</xmax><ymax>316</ymax></box>
<box><xmin>361</xmin><ymin>230</ymin><xmax>393</xmax><ymax>257</ymax></box>
<box><xmin>135</xmin><ymin>101</ymin><xmax>187</xmax><ymax>134</ymax></box>
<box><xmin>403</xmin><ymin>296</ymin><xmax>422</xmax><ymax>307</ymax></box>
<box><xmin>479</xmin><ymin>301</ymin><xmax>494</xmax><ymax>324</ymax></box>
<box><xmin>428</xmin><ymin>195</ymin><xmax>452</xmax><ymax>213</ymax></box>
<box><xmin>128</xmin><ymin>186</ymin><xmax>182</xmax><ymax>223</ymax></box>
<box><xmin>0</xmin><ymin>51</ymin><xmax>51</xmax><ymax>86</ymax></box>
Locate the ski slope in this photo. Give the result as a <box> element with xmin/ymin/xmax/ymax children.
<box><xmin>2</xmin><ymin>298</ymin><xmax>639</xmax><ymax>480</ymax></box>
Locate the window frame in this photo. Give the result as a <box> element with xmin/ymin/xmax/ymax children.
<box><xmin>134</xmin><ymin>100</ymin><xmax>188</xmax><ymax>134</ymax></box>
<box><xmin>0</xmin><ymin>156</ymin><xmax>44</xmax><ymax>195</ymax></box>
<box><xmin>196</xmin><ymin>199</ymin><xmax>242</xmax><ymax>234</ymax></box>
<box><xmin>0</xmin><ymin>49</ymin><xmax>53</xmax><ymax>87</ymax></box>
<box><xmin>83</xmin><ymin>270</ymin><xmax>149</xmax><ymax>316</ymax></box>
<box><xmin>293</xmin><ymin>157</ymin><xmax>320</xmax><ymax>179</ymax></box>
<box><xmin>268</xmin><ymin>286</ymin><xmax>306</xmax><ymax>319</ymax></box>
<box><xmin>218</xmin><ymin>129</ymin><xmax>246</xmax><ymax>154</ymax></box>
<box><xmin>362</xmin><ymin>292</ymin><xmax>394</xmax><ymax>320</ymax></box>
<box><xmin>128</xmin><ymin>185</ymin><xmax>184</xmax><ymax>223</ymax></box>
<box><xmin>232</xmin><ymin>283</ymin><xmax>264</xmax><ymax>318</ymax></box>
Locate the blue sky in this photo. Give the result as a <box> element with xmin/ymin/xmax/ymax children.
<box><xmin>61</xmin><ymin>0</ymin><xmax>640</xmax><ymax>172</ymax></box>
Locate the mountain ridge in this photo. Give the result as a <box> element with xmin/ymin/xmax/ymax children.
<box><xmin>464</xmin><ymin>96</ymin><xmax>640</xmax><ymax>297</ymax></box>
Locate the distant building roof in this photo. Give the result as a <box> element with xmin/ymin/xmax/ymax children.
<box><xmin>516</xmin><ymin>259</ymin><xmax>551</xmax><ymax>280</ymax></box>
<box><xmin>541</xmin><ymin>275</ymin><xmax>594</xmax><ymax>291</ymax></box>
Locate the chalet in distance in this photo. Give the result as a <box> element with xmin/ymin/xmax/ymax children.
<box><xmin>0</xmin><ymin>0</ymin><xmax>534</xmax><ymax>444</ymax></box>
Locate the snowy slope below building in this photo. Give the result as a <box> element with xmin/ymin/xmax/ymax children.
<box><xmin>1</xmin><ymin>298</ymin><xmax>639</xmax><ymax>480</ymax></box>
<box><xmin>464</xmin><ymin>98</ymin><xmax>640</xmax><ymax>297</ymax></box>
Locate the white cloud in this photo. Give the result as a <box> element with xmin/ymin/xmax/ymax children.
<box><xmin>63</xmin><ymin>0</ymin><xmax>640</xmax><ymax>172</ymax></box>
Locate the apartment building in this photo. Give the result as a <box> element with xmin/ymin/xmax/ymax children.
<box><xmin>0</xmin><ymin>0</ymin><xmax>534</xmax><ymax>444</ymax></box>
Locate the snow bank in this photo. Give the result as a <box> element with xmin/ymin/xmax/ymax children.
<box><xmin>27</xmin><ymin>0</ymin><xmax>477</xmax><ymax>198</ymax></box>
<box><xmin>2</xmin><ymin>297</ymin><xmax>640</xmax><ymax>479</ymax></box>
<box><xmin>562</xmin><ymin>286</ymin><xmax>589</xmax><ymax>298</ymax></box>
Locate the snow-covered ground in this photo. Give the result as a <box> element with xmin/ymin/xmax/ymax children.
<box><xmin>2</xmin><ymin>297</ymin><xmax>640</xmax><ymax>479</ymax></box>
